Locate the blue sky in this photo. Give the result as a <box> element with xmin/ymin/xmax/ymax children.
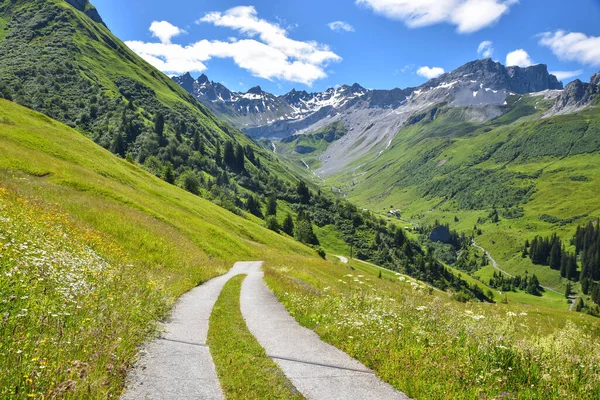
<box><xmin>92</xmin><ymin>0</ymin><xmax>600</xmax><ymax>95</ymax></box>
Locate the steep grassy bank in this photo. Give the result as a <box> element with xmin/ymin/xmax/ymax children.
<box><xmin>0</xmin><ymin>99</ymin><xmax>321</xmax><ymax>398</ymax></box>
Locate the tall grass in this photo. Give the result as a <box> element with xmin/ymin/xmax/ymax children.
<box><xmin>265</xmin><ymin>263</ymin><xmax>600</xmax><ymax>399</ymax></box>
<box><xmin>0</xmin><ymin>188</ymin><xmax>167</xmax><ymax>398</ymax></box>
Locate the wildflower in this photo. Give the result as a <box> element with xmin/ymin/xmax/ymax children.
<box><xmin>416</xmin><ymin>306</ymin><xmax>427</xmax><ymax>311</ymax></box>
<box><xmin>507</xmin><ymin>311</ymin><xmax>517</xmax><ymax>317</ymax></box>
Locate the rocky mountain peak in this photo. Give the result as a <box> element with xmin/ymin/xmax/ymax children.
<box><xmin>426</xmin><ymin>59</ymin><xmax>562</xmax><ymax>94</ymax></box>
<box><xmin>551</xmin><ymin>71</ymin><xmax>599</xmax><ymax>114</ymax></box>
<box><xmin>197</xmin><ymin>74</ymin><xmax>209</xmax><ymax>85</ymax></box>
<box><xmin>247</xmin><ymin>86</ymin><xmax>264</xmax><ymax>95</ymax></box>
<box><xmin>349</xmin><ymin>83</ymin><xmax>365</xmax><ymax>92</ymax></box>
<box><xmin>65</xmin><ymin>0</ymin><xmax>105</xmax><ymax>26</ymax></box>
<box><xmin>174</xmin><ymin>72</ymin><xmax>195</xmax><ymax>94</ymax></box>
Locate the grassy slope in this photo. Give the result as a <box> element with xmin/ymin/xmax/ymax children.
<box><xmin>264</xmin><ymin>251</ymin><xmax>600</xmax><ymax>399</ymax></box>
<box><xmin>0</xmin><ymin>0</ymin><xmax>296</xmax><ymax>187</ymax></box>
<box><xmin>325</xmin><ymin>98</ymin><xmax>600</xmax><ymax>300</ymax></box>
<box><xmin>1</xmin><ymin>100</ymin><xmax>598</xmax><ymax>400</ymax></box>
<box><xmin>0</xmin><ymin>99</ymin><xmax>325</xmax><ymax>398</ymax></box>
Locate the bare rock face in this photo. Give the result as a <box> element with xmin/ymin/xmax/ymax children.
<box><xmin>426</xmin><ymin>59</ymin><xmax>563</xmax><ymax>94</ymax></box>
<box><xmin>65</xmin><ymin>0</ymin><xmax>105</xmax><ymax>26</ymax></box>
<box><xmin>552</xmin><ymin>72</ymin><xmax>600</xmax><ymax>114</ymax></box>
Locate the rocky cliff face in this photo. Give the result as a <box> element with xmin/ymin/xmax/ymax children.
<box><xmin>65</xmin><ymin>0</ymin><xmax>105</xmax><ymax>26</ymax></box>
<box><xmin>426</xmin><ymin>59</ymin><xmax>562</xmax><ymax>94</ymax></box>
<box><xmin>552</xmin><ymin>72</ymin><xmax>600</xmax><ymax>114</ymax></box>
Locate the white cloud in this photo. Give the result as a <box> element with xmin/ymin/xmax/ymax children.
<box><xmin>328</xmin><ymin>21</ymin><xmax>355</xmax><ymax>32</ymax></box>
<box><xmin>198</xmin><ymin>6</ymin><xmax>340</xmax><ymax>66</ymax></box>
<box><xmin>126</xmin><ymin>7</ymin><xmax>341</xmax><ymax>86</ymax></box>
<box><xmin>477</xmin><ymin>40</ymin><xmax>494</xmax><ymax>58</ymax></box>
<box><xmin>417</xmin><ymin>66</ymin><xmax>445</xmax><ymax>79</ymax></box>
<box><xmin>539</xmin><ymin>31</ymin><xmax>600</xmax><ymax>67</ymax></box>
<box><xmin>149</xmin><ymin>21</ymin><xmax>186</xmax><ymax>44</ymax></box>
<box><xmin>355</xmin><ymin>0</ymin><xmax>518</xmax><ymax>33</ymax></box>
<box><xmin>550</xmin><ymin>70</ymin><xmax>584</xmax><ymax>81</ymax></box>
<box><xmin>506</xmin><ymin>49</ymin><xmax>533</xmax><ymax>67</ymax></box>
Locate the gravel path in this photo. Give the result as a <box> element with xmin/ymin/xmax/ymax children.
<box><xmin>121</xmin><ymin>263</ymin><xmax>252</xmax><ymax>400</ymax></box>
<box><xmin>239</xmin><ymin>261</ymin><xmax>409</xmax><ymax>400</ymax></box>
<box><xmin>122</xmin><ymin>261</ymin><xmax>409</xmax><ymax>399</ymax></box>
<box><xmin>334</xmin><ymin>255</ymin><xmax>349</xmax><ymax>264</ymax></box>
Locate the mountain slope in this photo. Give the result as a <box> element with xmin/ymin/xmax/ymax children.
<box><xmin>2</xmin><ymin>100</ymin><xmax>599</xmax><ymax>400</ymax></box>
<box><xmin>0</xmin><ymin>98</ymin><xmax>327</xmax><ymax>398</ymax></box>
<box><xmin>0</xmin><ymin>0</ymin><xmax>298</xmax><ymax>201</ymax></box>
<box><xmin>324</xmin><ymin>78</ymin><xmax>600</xmax><ymax>294</ymax></box>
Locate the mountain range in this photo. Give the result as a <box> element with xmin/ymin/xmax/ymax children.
<box><xmin>174</xmin><ymin>60</ymin><xmax>600</xmax><ymax>176</ymax></box>
<box><xmin>174</xmin><ymin>59</ymin><xmax>565</xmax><ymax>140</ymax></box>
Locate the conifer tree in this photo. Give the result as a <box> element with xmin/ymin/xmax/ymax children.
<box><xmin>282</xmin><ymin>213</ymin><xmax>294</xmax><ymax>236</ymax></box>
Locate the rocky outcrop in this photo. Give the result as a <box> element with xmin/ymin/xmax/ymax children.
<box><xmin>65</xmin><ymin>0</ymin><xmax>106</xmax><ymax>26</ymax></box>
<box><xmin>426</xmin><ymin>59</ymin><xmax>562</xmax><ymax>94</ymax></box>
<box><xmin>552</xmin><ymin>72</ymin><xmax>599</xmax><ymax>114</ymax></box>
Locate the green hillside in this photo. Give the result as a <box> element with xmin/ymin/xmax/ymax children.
<box><xmin>325</xmin><ymin>94</ymin><xmax>600</xmax><ymax>306</ymax></box>
<box><xmin>0</xmin><ymin>0</ymin><xmax>300</xmax><ymax>214</ymax></box>
<box><xmin>0</xmin><ymin>0</ymin><xmax>472</xmax><ymax>295</ymax></box>
<box><xmin>1</xmin><ymin>99</ymin><xmax>599</xmax><ymax>399</ymax></box>
<box><xmin>0</xmin><ymin>98</ymin><xmax>330</xmax><ymax>397</ymax></box>
<box><xmin>1</xmin><ymin>1</ymin><xmax>600</xmax><ymax>398</ymax></box>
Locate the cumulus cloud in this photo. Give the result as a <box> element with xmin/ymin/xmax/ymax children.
<box><xmin>126</xmin><ymin>6</ymin><xmax>341</xmax><ymax>86</ymax></box>
<box><xmin>417</xmin><ymin>66</ymin><xmax>445</xmax><ymax>79</ymax></box>
<box><xmin>149</xmin><ymin>21</ymin><xmax>186</xmax><ymax>44</ymax></box>
<box><xmin>356</xmin><ymin>0</ymin><xmax>518</xmax><ymax>33</ymax></box>
<box><xmin>506</xmin><ymin>49</ymin><xmax>533</xmax><ymax>67</ymax></box>
<box><xmin>550</xmin><ymin>70</ymin><xmax>584</xmax><ymax>81</ymax></box>
<box><xmin>477</xmin><ymin>40</ymin><xmax>494</xmax><ymax>58</ymax></box>
<box><xmin>539</xmin><ymin>31</ymin><xmax>600</xmax><ymax>67</ymax></box>
<box><xmin>328</xmin><ymin>21</ymin><xmax>355</xmax><ymax>32</ymax></box>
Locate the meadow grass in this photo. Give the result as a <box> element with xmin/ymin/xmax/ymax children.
<box><xmin>0</xmin><ymin>99</ymin><xmax>320</xmax><ymax>398</ymax></box>
<box><xmin>2</xmin><ymin>98</ymin><xmax>600</xmax><ymax>399</ymax></box>
<box><xmin>208</xmin><ymin>274</ymin><xmax>304</xmax><ymax>400</ymax></box>
<box><xmin>264</xmin><ymin>258</ymin><xmax>600</xmax><ymax>399</ymax></box>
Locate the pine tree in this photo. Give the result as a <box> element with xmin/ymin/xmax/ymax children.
<box><xmin>549</xmin><ymin>242</ymin><xmax>561</xmax><ymax>270</ymax></box>
<box><xmin>244</xmin><ymin>145</ymin><xmax>256</xmax><ymax>165</ymax></box>
<box><xmin>110</xmin><ymin>132</ymin><xmax>126</xmax><ymax>157</ymax></box>
<box><xmin>223</xmin><ymin>142</ymin><xmax>235</xmax><ymax>169</ymax></box>
<box><xmin>215</xmin><ymin>143</ymin><xmax>222</xmax><ymax>167</ymax></box>
<box><xmin>245</xmin><ymin>195</ymin><xmax>261</xmax><ymax>217</ymax></box>
<box><xmin>282</xmin><ymin>213</ymin><xmax>294</xmax><ymax>236</ymax></box>
<box><xmin>234</xmin><ymin>144</ymin><xmax>245</xmax><ymax>172</ymax></box>
<box><xmin>297</xmin><ymin>181</ymin><xmax>311</xmax><ymax>204</ymax></box>
<box><xmin>295</xmin><ymin>219</ymin><xmax>319</xmax><ymax>245</ymax></box>
<box><xmin>526</xmin><ymin>274</ymin><xmax>541</xmax><ymax>296</ymax></box>
<box><xmin>191</xmin><ymin>128</ymin><xmax>200</xmax><ymax>151</ymax></box>
<box><xmin>162</xmin><ymin>163</ymin><xmax>175</xmax><ymax>184</ymax></box>
<box><xmin>565</xmin><ymin>282</ymin><xmax>572</xmax><ymax>299</ymax></box>
<box><xmin>265</xmin><ymin>195</ymin><xmax>277</xmax><ymax>216</ymax></box>
<box><xmin>154</xmin><ymin>112</ymin><xmax>165</xmax><ymax>136</ymax></box>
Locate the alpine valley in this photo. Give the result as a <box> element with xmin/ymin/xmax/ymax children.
<box><xmin>1</xmin><ymin>0</ymin><xmax>600</xmax><ymax>399</ymax></box>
